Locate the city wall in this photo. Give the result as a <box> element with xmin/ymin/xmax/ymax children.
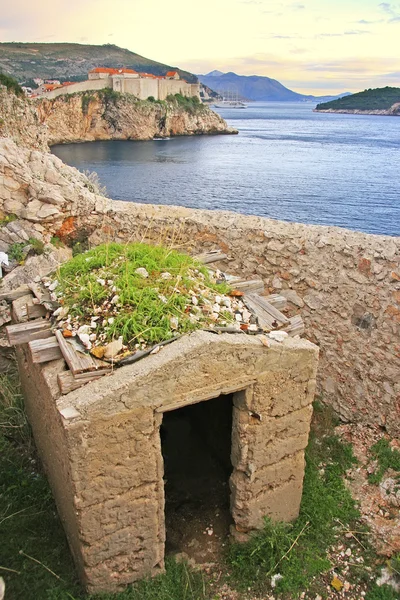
<box><xmin>40</xmin><ymin>78</ymin><xmax>112</xmax><ymax>100</ymax></box>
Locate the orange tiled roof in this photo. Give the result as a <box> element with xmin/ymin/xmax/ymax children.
<box><xmin>166</xmin><ymin>71</ymin><xmax>178</xmax><ymax>77</ymax></box>
<box><xmin>44</xmin><ymin>84</ymin><xmax>60</xmax><ymax>91</ymax></box>
<box><xmin>89</xmin><ymin>67</ymin><xmax>138</xmax><ymax>75</ymax></box>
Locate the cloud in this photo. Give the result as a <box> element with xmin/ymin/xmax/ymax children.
<box><xmin>318</xmin><ymin>29</ymin><xmax>370</xmax><ymax>37</ymax></box>
<box><xmin>378</xmin><ymin>2</ymin><xmax>400</xmax><ymax>22</ymax></box>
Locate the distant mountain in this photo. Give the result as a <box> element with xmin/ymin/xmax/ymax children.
<box><xmin>315</xmin><ymin>86</ymin><xmax>400</xmax><ymax>112</ymax></box>
<box><xmin>198</xmin><ymin>71</ymin><xmax>349</xmax><ymax>102</ymax></box>
<box><xmin>0</xmin><ymin>42</ymin><xmax>197</xmax><ymax>86</ymax></box>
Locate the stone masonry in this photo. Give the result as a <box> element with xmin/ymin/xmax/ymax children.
<box><xmin>1</xmin><ymin>137</ymin><xmax>399</xmax><ymax>435</ymax></box>
<box><xmin>16</xmin><ymin>331</ymin><xmax>318</xmax><ymax>593</ymax></box>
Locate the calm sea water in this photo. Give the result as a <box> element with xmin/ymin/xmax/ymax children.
<box><xmin>52</xmin><ymin>102</ymin><xmax>400</xmax><ymax>237</ymax></box>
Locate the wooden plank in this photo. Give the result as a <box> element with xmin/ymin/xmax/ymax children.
<box><xmin>195</xmin><ymin>250</ymin><xmax>228</xmax><ymax>264</ymax></box>
<box><xmin>241</xmin><ymin>295</ymin><xmax>275</xmax><ymax>331</ymax></box>
<box><xmin>27</xmin><ymin>303</ymin><xmax>48</xmax><ymax>319</ymax></box>
<box><xmin>58</xmin><ymin>370</ymin><xmax>111</xmax><ymax>395</ymax></box>
<box><xmin>6</xmin><ymin>318</ymin><xmax>51</xmax><ymax>345</ymax></box>
<box><xmin>231</xmin><ymin>279</ymin><xmax>265</xmax><ymax>294</ymax></box>
<box><xmin>0</xmin><ymin>285</ymin><xmax>31</xmax><ymax>303</ymax></box>
<box><xmin>29</xmin><ymin>336</ymin><xmax>63</xmax><ymax>363</ymax></box>
<box><xmin>27</xmin><ymin>282</ymin><xmax>52</xmax><ymax>304</ymax></box>
<box><xmin>55</xmin><ymin>330</ymin><xmax>100</xmax><ymax>374</ymax></box>
<box><xmin>11</xmin><ymin>294</ymin><xmax>34</xmax><ymax>323</ymax></box>
<box><xmin>264</xmin><ymin>294</ymin><xmax>288</xmax><ymax>311</ymax></box>
<box><xmin>246</xmin><ymin>293</ymin><xmax>289</xmax><ymax>325</ymax></box>
<box><xmin>283</xmin><ymin>315</ymin><xmax>305</xmax><ymax>337</ymax></box>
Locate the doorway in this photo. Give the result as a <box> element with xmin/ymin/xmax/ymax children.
<box><xmin>161</xmin><ymin>394</ymin><xmax>233</xmax><ymax>563</ymax></box>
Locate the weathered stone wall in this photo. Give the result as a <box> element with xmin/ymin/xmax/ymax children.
<box><xmin>1</xmin><ymin>139</ymin><xmax>399</xmax><ymax>435</ymax></box>
<box><xmin>40</xmin><ymin>78</ymin><xmax>112</xmax><ymax>100</ymax></box>
<box><xmin>17</xmin><ymin>329</ymin><xmax>317</xmax><ymax>592</ymax></box>
<box><xmin>85</xmin><ymin>203</ymin><xmax>400</xmax><ymax>435</ymax></box>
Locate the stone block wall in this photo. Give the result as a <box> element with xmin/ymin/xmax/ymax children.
<box><xmin>17</xmin><ymin>330</ymin><xmax>318</xmax><ymax>592</ymax></box>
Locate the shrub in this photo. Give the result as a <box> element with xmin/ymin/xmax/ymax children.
<box><xmin>0</xmin><ymin>73</ymin><xmax>23</xmax><ymax>97</ymax></box>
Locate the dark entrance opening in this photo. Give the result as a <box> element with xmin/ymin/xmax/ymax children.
<box><xmin>161</xmin><ymin>394</ymin><xmax>233</xmax><ymax>564</ymax></box>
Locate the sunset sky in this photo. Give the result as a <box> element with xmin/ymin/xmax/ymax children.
<box><xmin>1</xmin><ymin>0</ymin><xmax>399</xmax><ymax>94</ymax></box>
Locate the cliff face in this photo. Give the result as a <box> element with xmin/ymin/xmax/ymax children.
<box><xmin>35</xmin><ymin>93</ymin><xmax>234</xmax><ymax>145</ymax></box>
<box><xmin>0</xmin><ymin>87</ymin><xmax>48</xmax><ymax>150</ymax></box>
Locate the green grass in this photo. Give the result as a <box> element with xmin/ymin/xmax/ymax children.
<box><xmin>368</xmin><ymin>438</ymin><xmax>400</xmax><ymax>484</ymax></box>
<box><xmin>0</xmin><ymin>214</ymin><xmax>18</xmax><ymax>227</ymax></box>
<box><xmin>7</xmin><ymin>242</ymin><xmax>25</xmax><ymax>263</ymax></box>
<box><xmin>365</xmin><ymin>584</ymin><xmax>400</xmax><ymax>600</ymax></box>
<box><xmin>54</xmin><ymin>242</ymin><xmax>231</xmax><ymax>350</ymax></box>
<box><xmin>227</xmin><ymin>402</ymin><xmax>359</xmax><ymax>596</ymax></box>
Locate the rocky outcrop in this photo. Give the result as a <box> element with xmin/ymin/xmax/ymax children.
<box><xmin>36</xmin><ymin>92</ymin><xmax>235</xmax><ymax>146</ymax></box>
<box><xmin>0</xmin><ymin>87</ymin><xmax>234</xmax><ymax>150</ymax></box>
<box><xmin>0</xmin><ymin>87</ymin><xmax>48</xmax><ymax>150</ymax></box>
<box><xmin>315</xmin><ymin>102</ymin><xmax>400</xmax><ymax>116</ymax></box>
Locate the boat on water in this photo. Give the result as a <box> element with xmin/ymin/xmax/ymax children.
<box><xmin>213</xmin><ymin>89</ymin><xmax>247</xmax><ymax>109</ymax></box>
<box><xmin>213</xmin><ymin>99</ymin><xmax>247</xmax><ymax>109</ymax></box>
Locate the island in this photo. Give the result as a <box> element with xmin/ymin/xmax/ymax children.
<box><xmin>314</xmin><ymin>86</ymin><xmax>400</xmax><ymax>116</ymax></box>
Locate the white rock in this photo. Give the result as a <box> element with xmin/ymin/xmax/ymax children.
<box><xmin>214</xmin><ymin>295</ymin><xmax>221</xmax><ymax>304</ymax></box>
<box><xmin>108</xmin><ymin>317</ymin><xmax>115</xmax><ymax>325</ymax></box>
<box><xmin>96</xmin><ymin>278</ymin><xmax>105</xmax><ymax>286</ymax></box>
<box><xmin>192</xmin><ymin>295</ymin><xmax>199</xmax><ymax>306</ymax></box>
<box><xmin>78</xmin><ymin>333</ymin><xmax>91</xmax><ymax>349</ymax></box>
<box><xmin>235</xmin><ymin>312</ymin><xmax>242</xmax><ymax>322</ymax></box>
<box><xmin>104</xmin><ymin>337</ymin><xmax>124</xmax><ymax>359</ymax></box>
<box><xmin>268</xmin><ymin>331</ymin><xmax>289</xmax><ymax>342</ymax></box>
<box><xmin>77</xmin><ymin>325</ymin><xmax>91</xmax><ymax>336</ymax></box>
<box><xmin>170</xmin><ymin>316</ymin><xmax>179</xmax><ymax>330</ymax></box>
<box><xmin>135</xmin><ymin>267</ymin><xmax>149</xmax><ymax>278</ymax></box>
<box><xmin>161</xmin><ymin>272</ymin><xmax>172</xmax><ymax>279</ymax></box>
<box><xmin>111</xmin><ymin>295</ymin><xmax>119</xmax><ymax>305</ymax></box>
<box><xmin>212</xmin><ymin>303</ymin><xmax>221</xmax><ymax>313</ymax></box>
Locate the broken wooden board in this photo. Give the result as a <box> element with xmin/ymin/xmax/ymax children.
<box><xmin>246</xmin><ymin>293</ymin><xmax>289</xmax><ymax>326</ymax></box>
<box><xmin>195</xmin><ymin>250</ymin><xmax>228</xmax><ymax>264</ymax></box>
<box><xmin>264</xmin><ymin>294</ymin><xmax>288</xmax><ymax>311</ymax></box>
<box><xmin>283</xmin><ymin>315</ymin><xmax>305</xmax><ymax>337</ymax></box>
<box><xmin>0</xmin><ymin>285</ymin><xmax>31</xmax><ymax>303</ymax></box>
<box><xmin>232</xmin><ymin>279</ymin><xmax>265</xmax><ymax>294</ymax></box>
<box><xmin>29</xmin><ymin>336</ymin><xmax>63</xmax><ymax>363</ymax></box>
<box><xmin>242</xmin><ymin>295</ymin><xmax>276</xmax><ymax>332</ymax></box>
<box><xmin>6</xmin><ymin>318</ymin><xmax>52</xmax><ymax>345</ymax></box>
<box><xmin>27</xmin><ymin>303</ymin><xmax>48</xmax><ymax>319</ymax></box>
<box><xmin>58</xmin><ymin>369</ymin><xmax>112</xmax><ymax>395</ymax></box>
<box><xmin>11</xmin><ymin>294</ymin><xmax>34</xmax><ymax>323</ymax></box>
<box><xmin>54</xmin><ymin>330</ymin><xmax>110</xmax><ymax>375</ymax></box>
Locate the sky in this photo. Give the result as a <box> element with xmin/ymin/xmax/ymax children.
<box><xmin>1</xmin><ymin>0</ymin><xmax>399</xmax><ymax>95</ymax></box>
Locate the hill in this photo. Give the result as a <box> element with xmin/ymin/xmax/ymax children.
<box><xmin>0</xmin><ymin>42</ymin><xmax>197</xmax><ymax>86</ymax></box>
<box><xmin>198</xmin><ymin>71</ymin><xmax>350</xmax><ymax>102</ymax></box>
<box><xmin>315</xmin><ymin>86</ymin><xmax>400</xmax><ymax>112</ymax></box>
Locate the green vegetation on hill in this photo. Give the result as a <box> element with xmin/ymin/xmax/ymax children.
<box><xmin>0</xmin><ymin>42</ymin><xmax>197</xmax><ymax>86</ymax></box>
<box><xmin>316</xmin><ymin>86</ymin><xmax>400</xmax><ymax>111</ymax></box>
<box><xmin>0</xmin><ymin>73</ymin><xmax>23</xmax><ymax>96</ymax></box>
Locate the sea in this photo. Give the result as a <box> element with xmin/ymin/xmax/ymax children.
<box><xmin>51</xmin><ymin>102</ymin><xmax>400</xmax><ymax>237</ymax></box>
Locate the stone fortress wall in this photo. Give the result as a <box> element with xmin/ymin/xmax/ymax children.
<box><xmin>1</xmin><ymin>138</ymin><xmax>399</xmax><ymax>436</ymax></box>
<box><xmin>38</xmin><ymin>71</ymin><xmax>200</xmax><ymax>102</ymax></box>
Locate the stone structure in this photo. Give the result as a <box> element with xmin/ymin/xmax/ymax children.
<box><xmin>0</xmin><ymin>137</ymin><xmax>399</xmax><ymax>435</ymax></box>
<box><xmin>15</xmin><ymin>329</ymin><xmax>318</xmax><ymax>592</ymax></box>
<box><xmin>37</xmin><ymin>67</ymin><xmax>200</xmax><ymax>101</ymax></box>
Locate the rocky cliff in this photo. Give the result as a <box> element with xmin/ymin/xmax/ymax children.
<box><xmin>0</xmin><ymin>87</ymin><xmax>234</xmax><ymax>150</ymax></box>
<box><xmin>36</xmin><ymin>92</ymin><xmax>235</xmax><ymax>146</ymax></box>
<box><xmin>0</xmin><ymin>87</ymin><xmax>48</xmax><ymax>150</ymax></box>
<box><xmin>314</xmin><ymin>103</ymin><xmax>400</xmax><ymax>116</ymax></box>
